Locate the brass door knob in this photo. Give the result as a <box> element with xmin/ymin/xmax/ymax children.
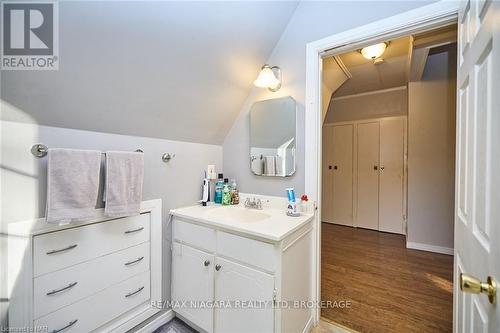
<box><xmin>460</xmin><ymin>273</ymin><xmax>497</xmax><ymax>304</ymax></box>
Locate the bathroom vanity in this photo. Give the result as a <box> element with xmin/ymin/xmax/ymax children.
<box><xmin>170</xmin><ymin>195</ymin><xmax>314</xmax><ymax>333</ymax></box>
<box><xmin>7</xmin><ymin>199</ymin><xmax>162</xmax><ymax>333</ymax></box>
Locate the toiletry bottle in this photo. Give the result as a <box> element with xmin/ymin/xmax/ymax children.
<box><xmin>222</xmin><ymin>178</ymin><xmax>231</xmax><ymax>206</ymax></box>
<box><xmin>230</xmin><ymin>179</ymin><xmax>239</xmax><ymax>205</ymax></box>
<box><xmin>214</xmin><ymin>173</ymin><xmax>224</xmax><ymax>204</ymax></box>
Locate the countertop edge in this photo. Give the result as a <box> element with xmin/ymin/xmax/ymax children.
<box><xmin>170</xmin><ymin>209</ymin><xmax>314</xmax><ymax>243</ymax></box>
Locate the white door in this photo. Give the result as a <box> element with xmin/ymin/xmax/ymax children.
<box><xmin>332</xmin><ymin>124</ymin><xmax>354</xmax><ymax>226</ymax></box>
<box><xmin>214</xmin><ymin>257</ymin><xmax>274</xmax><ymax>333</ymax></box>
<box><xmin>454</xmin><ymin>0</ymin><xmax>500</xmax><ymax>332</ymax></box>
<box><xmin>357</xmin><ymin>122</ymin><xmax>379</xmax><ymax>230</ymax></box>
<box><xmin>379</xmin><ymin>118</ymin><xmax>405</xmax><ymax>234</ymax></box>
<box><xmin>171</xmin><ymin>242</ymin><xmax>214</xmax><ymax>333</ymax></box>
<box><xmin>321</xmin><ymin>126</ymin><xmax>334</xmax><ymax>223</ymax></box>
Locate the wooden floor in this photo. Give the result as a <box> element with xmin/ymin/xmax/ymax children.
<box><xmin>321</xmin><ymin>223</ymin><xmax>453</xmax><ymax>333</ymax></box>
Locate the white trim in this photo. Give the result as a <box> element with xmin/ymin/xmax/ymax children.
<box><xmin>301</xmin><ymin>316</ymin><xmax>314</xmax><ymax>333</ymax></box>
<box><xmin>324</xmin><ymin>115</ymin><xmax>407</xmax><ymax>127</ymax></box>
<box><xmin>331</xmin><ymin>85</ymin><xmax>407</xmax><ymax>102</ymax></box>
<box><xmin>305</xmin><ymin>0</ymin><xmax>459</xmax><ymax>324</ymax></box>
<box><xmin>133</xmin><ymin>310</ymin><xmax>175</xmax><ymax>333</ymax></box>
<box><xmin>333</xmin><ymin>55</ymin><xmax>352</xmax><ymax>79</ymax></box>
<box><xmin>406</xmin><ymin>242</ymin><xmax>454</xmax><ymax>255</ymax></box>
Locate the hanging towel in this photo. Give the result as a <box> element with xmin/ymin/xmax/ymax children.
<box><xmin>263</xmin><ymin>156</ymin><xmax>276</xmax><ymax>176</ymax></box>
<box><xmin>46</xmin><ymin>148</ymin><xmax>102</xmax><ymax>224</ymax></box>
<box><xmin>104</xmin><ymin>151</ymin><xmax>144</xmax><ymax>217</ymax></box>
<box><xmin>275</xmin><ymin>155</ymin><xmax>284</xmax><ymax>176</ymax></box>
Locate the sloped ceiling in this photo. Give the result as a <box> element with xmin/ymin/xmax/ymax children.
<box><xmin>333</xmin><ymin>36</ymin><xmax>410</xmax><ymax>97</ymax></box>
<box><xmin>0</xmin><ymin>1</ymin><xmax>298</xmax><ymax>144</ymax></box>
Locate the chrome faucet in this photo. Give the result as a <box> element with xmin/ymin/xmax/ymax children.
<box><xmin>244</xmin><ymin>197</ymin><xmax>262</xmax><ymax>210</ymax></box>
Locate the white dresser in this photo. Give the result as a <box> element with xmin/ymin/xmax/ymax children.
<box><xmin>7</xmin><ymin>199</ymin><xmax>162</xmax><ymax>333</ymax></box>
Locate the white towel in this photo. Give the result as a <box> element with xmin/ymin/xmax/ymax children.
<box><xmin>264</xmin><ymin>156</ymin><xmax>276</xmax><ymax>176</ymax></box>
<box><xmin>275</xmin><ymin>155</ymin><xmax>283</xmax><ymax>176</ymax></box>
<box><xmin>104</xmin><ymin>151</ymin><xmax>144</xmax><ymax>217</ymax></box>
<box><xmin>46</xmin><ymin>148</ymin><xmax>101</xmax><ymax>224</ymax></box>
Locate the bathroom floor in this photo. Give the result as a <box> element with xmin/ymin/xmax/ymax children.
<box><xmin>321</xmin><ymin>223</ymin><xmax>454</xmax><ymax>333</ymax></box>
<box><xmin>153</xmin><ymin>318</ymin><xmax>197</xmax><ymax>333</ymax></box>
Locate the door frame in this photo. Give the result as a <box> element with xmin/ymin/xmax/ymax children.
<box><xmin>304</xmin><ymin>1</ymin><xmax>460</xmax><ymax>324</ymax></box>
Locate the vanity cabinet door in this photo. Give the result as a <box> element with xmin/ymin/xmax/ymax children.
<box><xmin>214</xmin><ymin>257</ymin><xmax>274</xmax><ymax>333</ymax></box>
<box><xmin>171</xmin><ymin>242</ymin><xmax>214</xmax><ymax>333</ymax></box>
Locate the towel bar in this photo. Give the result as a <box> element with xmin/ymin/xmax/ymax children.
<box><xmin>30</xmin><ymin>143</ymin><xmax>143</xmax><ymax>158</ymax></box>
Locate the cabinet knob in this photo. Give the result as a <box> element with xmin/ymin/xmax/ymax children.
<box><xmin>204</xmin><ymin>260</ymin><xmax>210</xmax><ymax>267</ymax></box>
<box><xmin>215</xmin><ymin>264</ymin><xmax>222</xmax><ymax>271</ymax></box>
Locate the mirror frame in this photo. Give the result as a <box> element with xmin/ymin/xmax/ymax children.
<box><xmin>249</xmin><ymin>96</ymin><xmax>297</xmax><ymax>177</ymax></box>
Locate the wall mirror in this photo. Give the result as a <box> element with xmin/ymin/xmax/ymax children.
<box><xmin>250</xmin><ymin>96</ymin><xmax>296</xmax><ymax>177</ymax></box>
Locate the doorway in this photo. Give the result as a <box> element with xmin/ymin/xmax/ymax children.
<box><xmin>319</xmin><ymin>25</ymin><xmax>457</xmax><ymax>332</ymax></box>
<box><xmin>307</xmin><ymin>1</ymin><xmax>500</xmax><ymax>332</ymax></box>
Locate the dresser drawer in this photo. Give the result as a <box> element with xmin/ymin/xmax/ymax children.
<box><xmin>33</xmin><ymin>213</ymin><xmax>150</xmax><ymax>277</ymax></box>
<box><xmin>216</xmin><ymin>231</ymin><xmax>277</xmax><ymax>272</ymax></box>
<box><xmin>34</xmin><ymin>242</ymin><xmax>150</xmax><ymax>319</ymax></box>
<box><xmin>173</xmin><ymin>218</ymin><xmax>216</xmax><ymax>252</ymax></box>
<box><xmin>34</xmin><ymin>270</ymin><xmax>150</xmax><ymax>333</ymax></box>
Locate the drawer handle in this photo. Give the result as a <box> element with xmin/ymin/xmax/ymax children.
<box><xmin>51</xmin><ymin>319</ymin><xmax>78</xmax><ymax>333</ymax></box>
<box><xmin>125</xmin><ymin>286</ymin><xmax>145</xmax><ymax>298</ymax></box>
<box><xmin>124</xmin><ymin>227</ymin><xmax>144</xmax><ymax>234</ymax></box>
<box><xmin>124</xmin><ymin>256</ymin><xmax>145</xmax><ymax>266</ymax></box>
<box><xmin>46</xmin><ymin>244</ymin><xmax>78</xmax><ymax>255</ymax></box>
<box><xmin>47</xmin><ymin>282</ymin><xmax>78</xmax><ymax>296</ymax></box>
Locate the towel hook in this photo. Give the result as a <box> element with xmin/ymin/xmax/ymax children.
<box><xmin>31</xmin><ymin>144</ymin><xmax>48</xmax><ymax>158</ymax></box>
<box><xmin>162</xmin><ymin>153</ymin><xmax>175</xmax><ymax>163</ymax></box>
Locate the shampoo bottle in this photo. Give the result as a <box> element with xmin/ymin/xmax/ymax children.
<box><xmin>214</xmin><ymin>173</ymin><xmax>224</xmax><ymax>204</ymax></box>
<box><xmin>230</xmin><ymin>179</ymin><xmax>239</xmax><ymax>205</ymax></box>
<box><xmin>222</xmin><ymin>178</ymin><xmax>231</xmax><ymax>206</ymax></box>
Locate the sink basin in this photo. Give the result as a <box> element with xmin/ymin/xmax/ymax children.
<box><xmin>207</xmin><ymin>207</ymin><xmax>271</xmax><ymax>223</ymax></box>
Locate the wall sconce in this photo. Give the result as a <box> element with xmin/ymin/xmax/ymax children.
<box><xmin>254</xmin><ymin>64</ymin><xmax>282</xmax><ymax>92</ymax></box>
<box><xmin>360</xmin><ymin>42</ymin><xmax>388</xmax><ymax>60</ymax></box>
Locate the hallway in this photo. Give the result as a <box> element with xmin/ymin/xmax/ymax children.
<box><xmin>321</xmin><ymin>223</ymin><xmax>453</xmax><ymax>332</ymax></box>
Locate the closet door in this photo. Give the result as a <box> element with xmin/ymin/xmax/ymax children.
<box><xmin>321</xmin><ymin>126</ymin><xmax>334</xmax><ymax>223</ymax></box>
<box><xmin>357</xmin><ymin>122</ymin><xmax>379</xmax><ymax>230</ymax></box>
<box><xmin>379</xmin><ymin>118</ymin><xmax>405</xmax><ymax>234</ymax></box>
<box><xmin>332</xmin><ymin>124</ymin><xmax>353</xmax><ymax>226</ymax></box>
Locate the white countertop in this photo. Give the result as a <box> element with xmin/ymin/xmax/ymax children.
<box><xmin>170</xmin><ymin>203</ymin><xmax>314</xmax><ymax>242</ymax></box>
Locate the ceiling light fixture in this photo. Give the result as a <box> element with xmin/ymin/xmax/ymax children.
<box><xmin>254</xmin><ymin>64</ymin><xmax>282</xmax><ymax>92</ymax></box>
<box><xmin>360</xmin><ymin>42</ymin><xmax>388</xmax><ymax>60</ymax></box>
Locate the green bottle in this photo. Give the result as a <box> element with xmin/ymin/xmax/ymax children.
<box><xmin>222</xmin><ymin>178</ymin><xmax>231</xmax><ymax>206</ymax></box>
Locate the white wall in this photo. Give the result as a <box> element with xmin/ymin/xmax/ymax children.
<box><xmin>407</xmin><ymin>48</ymin><xmax>456</xmax><ymax>251</ymax></box>
<box><xmin>325</xmin><ymin>87</ymin><xmax>408</xmax><ymax>123</ymax></box>
<box><xmin>0</xmin><ymin>119</ymin><xmax>222</xmax><ymax>325</ymax></box>
<box><xmin>0</xmin><ymin>1</ymin><xmax>298</xmax><ymax>145</ymax></box>
<box><xmin>322</xmin><ymin>57</ymin><xmax>350</xmax><ymax>123</ymax></box>
<box><xmin>222</xmin><ymin>1</ymin><xmax>437</xmax><ymax>197</ymax></box>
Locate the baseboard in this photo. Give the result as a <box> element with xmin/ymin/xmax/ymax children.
<box><xmin>406</xmin><ymin>242</ymin><xmax>453</xmax><ymax>255</ymax></box>
<box><xmin>133</xmin><ymin>309</ymin><xmax>175</xmax><ymax>333</ymax></box>
<box><xmin>302</xmin><ymin>315</ymin><xmax>314</xmax><ymax>333</ymax></box>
